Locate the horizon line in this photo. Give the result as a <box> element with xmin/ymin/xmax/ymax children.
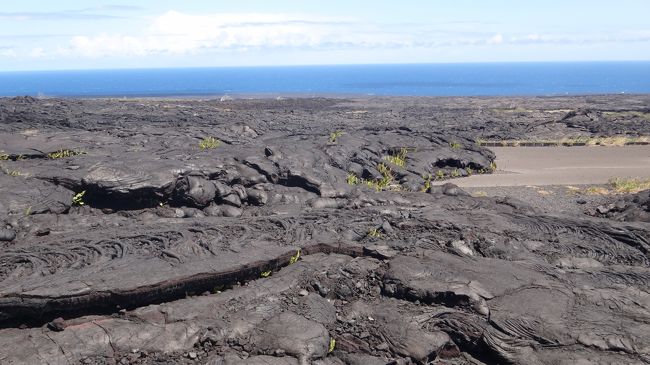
<box><xmin>1</xmin><ymin>59</ymin><xmax>649</xmax><ymax>73</ymax></box>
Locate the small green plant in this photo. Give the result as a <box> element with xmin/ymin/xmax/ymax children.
<box><xmin>328</xmin><ymin>338</ymin><xmax>336</xmax><ymax>353</ymax></box>
<box><xmin>212</xmin><ymin>284</ymin><xmax>225</xmax><ymax>293</ymax></box>
<box><xmin>260</xmin><ymin>270</ymin><xmax>272</xmax><ymax>278</ymax></box>
<box><xmin>465</xmin><ymin>167</ymin><xmax>474</xmax><ymax>176</ymax></box>
<box><xmin>48</xmin><ymin>149</ymin><xmax>84</xmax><ymax>159</ymax></box>
<box><xmin>489</xmin><ymin>162</ymin><xmax>497</xmax><ymax>171</ymax></box>
<box><xmin>0</xmin><ymin>165</ymin><xmax>23</xmax><ymax>177</ymax></box>
<box><xmin>24</xmin><ymin>206</ymin><xmax>32</xmax><ymax>216</ymax></box>
<box><xmin>435</xmin><ymin>170</ymin><xmax>445</xmax><ymax>180</ymax></box>
<box><xmin>450</xmin><ymin>169</ymin><xmax>460</xmax><ymax>178</ymax></box>
<box><xmin>289</xmin><ymin>249</ymin><xmax>301</xmax><ymax>264</ymax></box>
<box><xmin>329</xmin><ymin>130</ymin><xmax>344</xmax><ymax>143</ymax></box>
<box><xmin>349</xmin><ymin>163</ymin><xmax>402</xmax><ymax>192</ymax></box>
<box><xmin>366</xmin><ymin>163</ymin><xmax>394</xmax><ymax>191</ymax></box>
<box><xmin>421</xmin><ymin>174</ymin><xmax>432</xmax><ymax>192</ymax></box>
<box><xmin>0</xmin><ymin>152</ymin><xmax>9</xmax><ymax>161</ymax></box>
<box><xmin>450</xmin><ymin>141</ymin><xmax>462</xmax><ymax>149</ymax></box>
<box><xmin>383</xmin><ymin>147</ymin><xmax>408</xmax><ymax>168</ymax></box>
<box><xmin>72</xmin><ymin>190</ymin><xmax>86</xmax><ymax>206</ymax></box>
<box><xmin>199</xmin><ymin>136</ymin><xmax>220</xmax><ymax>150</ymax></box>
<box><xmin>368</xmin><ymin>228</ymin><xmax>382</xmax><ymax>238</ymax></box>
<box><xmin>377</xmin><ymin>163</ymin><xmax>390</xmax><ymax>178</ymax></box>
<box><xmin>346</xmin><ymin>173</ymin><xmax>360</xmax><ymax>186</ymax></box>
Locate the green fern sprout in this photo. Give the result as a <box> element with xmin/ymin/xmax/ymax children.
<box><xmin>328</xmin><ymin>338</ymin><xmax>336</xmax><ymax>353</ymax></box>
<box><xmin>48</xmin><ymin>149</ymin><xmax>84</xmax><ymax>159</ymax></box>
<box><xmin>368</xmin><ymin>228</ymin><xmax>382</xmax><ymax>238</ymax></box>
<box><xmin>260</xmin><ymin>270</ymin><xmax>272</xmax><ymax>278</ymax></box>
<box><xmin>289</xmin><ymin>250</ymin><xmax>301</xmax><ymax>264</ymax></box>
<box><xmin>421</xmin><ymin>174</ymin><xmax>432</xmax><ymax>192</ymax></box>
<box><xmin>383</xmin><ymin>147</ymin><xmax>408</xmax><ymax>168</ymax></box>
<box><xmin>329</xmin><ymin>130</ymin><xmax>344</xmax><ymax>143</ymax></box>
<box><xmin>346</xmin><ymin>173</ymin><xmax>360</xmax><ymax>186</ymax></box>
<box><xmin>72</xmin><ymin>190</ymin><xmax>86</xmax><ymax>206</ymax></box>
<box><xmin>199</xmin><ymin>136</ymin><xmax>221</xmax><ymax>150</ymax></box>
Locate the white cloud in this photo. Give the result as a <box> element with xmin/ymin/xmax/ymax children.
<box><xmin>487</xmin><ymin>33</ymin><xmax>503</xmax><ymax>45</ymax></box>
<box><xmin>64</xmin><ymin>11</ymin><xmax>380</xmax><ymax>57</ymax></box>
<box><xmin>47</xmin><ymin>11</ymin><xmax>650</xmax><ymax>59</ymax></box>
<box><xmin>29</xmin><ymin>47</ymin><xmax>45</xmax><ymax>58</ymax></box>
<box><xmin>0</xmin><ymin>48</ymin><xmax>16</xmax><ymax>58</ymax></box>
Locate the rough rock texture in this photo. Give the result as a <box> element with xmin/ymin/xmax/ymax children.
<box><xmin>595</xmin><ymin>189</ymin><xmax>650</xmax><ymax>222</ymax></box>
<box><xmin>0</xmin><ymin>96</ymin><xmax>649</xmax><ymax>365</ymax></box>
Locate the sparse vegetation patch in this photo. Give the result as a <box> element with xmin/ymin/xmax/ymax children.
<box><xmin>585</xmin><ymin>187</ymin><xmax>610</xmax><ymax>195</ymax></box>
<box><xmin>72</xmin><ymin>191</ymin><xmax>86</xmax><ymax>206</ymax></box>
<box><xmin>260</xmin><ymin>270</ymin><xmax>271</xmax><ymax>278</ymax></box>
<box><xmin>199</xmin><ymin>136</ymin><xmax>220</xmax><ymax>150</ymax></box>
<box><xmin>368</xmin><ymin>228</ymin><xmax>382</xmax><ymax>238</ymax></box>
<box><xmin>0</xmin><ymin>165</ymin><xmax>23</xmax><ymax>177</ymax></box>
<box><xmin>383</xmin><ymin>147</ymin><xmax>408</xmax><ymax>168</ymax></box>
<box><xmin>609</xmin><ymin>178</ymin><xmax>650</xmax><ymax>194</ymax></box>
<box><xmin>346</xmin><ymin>163</ymin><xmax>401</xmax><ymax>192</ymax></box>
<box><xmin>289</xmin><ymin>250</ymin><xmax>301</xmax><ymax>264</ymax></box>
<box><xmin>476</xmin><ymin>136</ymin><xmax>650</xmax><ymax>147</ymax></box>
<box><xmin>603</xmin><ymin>111</ymin><xmax>650</xmax><ymax>120</ymax></box>
<box><xmin>48</xmin><ymin>149</ymin><xmax>85</xmax><ymax>159</ymax></box>
<box><xmin>329</xmin><ymin>130</ymin><xmax>344</xmax><ymax>143</ymax></box>
<box><xmin>346</xmin><ymin>173</ymin><xmax>360</xmax><ymax>186</ymax></box>
<box><xmin>421</xmin><ymin>174</ymin><xmax>432</xmax><ymax>192</ymax></box>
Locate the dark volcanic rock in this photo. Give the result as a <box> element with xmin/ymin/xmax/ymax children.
<box><xmin>206</xmin><ymin>355</ymin><xmax>299</xmax><ymax>365</ymax></box>
<box><xmin>0</xmin><ymin>175</ymin><xmax>73</xmax><ymax>215</ymax></box>
<box><xmin>0</xmin><ymin>228</ymin><xmax>16</xmax><ymax>242</ymax></box>
<box><xmin>0</xmin><ymin>96</ymin><xmax>649</xmax><ymax>364</ymax></box>
<box><xmin>173</xmin><ymin>175</ymin><xmax>216</xmax><ymax>207</ymax></box>
<box><xmin>251</xmin><ymin>312</ymin><xmax>330</xmax><ymax>362</ymax></box>
<box><xmin>595</xmin><ymin>189</ymin><xmax>650</xmax><ymax>222</ymax></box>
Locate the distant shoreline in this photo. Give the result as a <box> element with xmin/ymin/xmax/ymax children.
<box><xmin>3</xmin><ymin>92</ymin><xmax>650</xmax><ymax>101</ymax></box>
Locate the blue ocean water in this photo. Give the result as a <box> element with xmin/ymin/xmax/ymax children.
<box><xmin>0</xmin><ymin>62</ymin><xmax>649</xmax><ymax>97</ymax></box>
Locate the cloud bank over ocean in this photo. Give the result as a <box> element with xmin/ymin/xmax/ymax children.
<box><xmin>1</xmin><ymin>1</ymin><xmax>649</xmax><ymax>70</ymax></box>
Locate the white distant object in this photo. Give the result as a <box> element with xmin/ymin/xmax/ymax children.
<box><xmin>220</xmin><ymin>95</ymin><xmax>233</xmax><ymax>102</ymax></box>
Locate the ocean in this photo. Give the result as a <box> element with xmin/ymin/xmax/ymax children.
<box><xmin>0</xmin><ymin>62</ymin><xmax>649</xmax><ymax>98</ymax></box>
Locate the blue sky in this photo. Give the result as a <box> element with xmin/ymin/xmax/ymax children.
<box><xmin>1</xmin><ymin>0</ymin><xmax>649</xmax><ymax>71</ymax></box>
